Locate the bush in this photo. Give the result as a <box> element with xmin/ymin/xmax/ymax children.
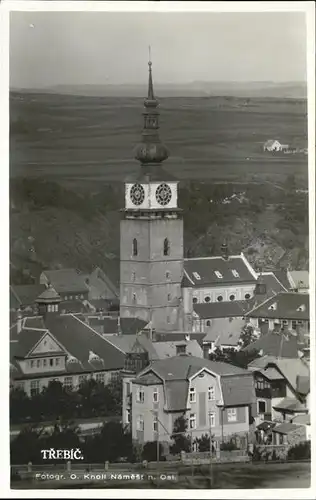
<box><xmin>141</xmin><ymin>441</ymin><xmax>165</xmax><ymax>462</ymax></box>
<box><xmin>287</xmin><ymin>440</ymin><xmax>311</xmax><ymax>461</ymax></box>
<box><xmin>220</xmin><ymin>440</ymin><xmax>238</xmax><ymax>451</ymax></box>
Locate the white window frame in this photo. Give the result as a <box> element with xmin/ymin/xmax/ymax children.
<box><xmin>189</xmin><ymin>387</ymin><xmax>196</xmax><ymax>403</ymax></box>
<box><xmin>209</xmin><ymin>412</ymin><xmax>216</xmax><ymax>427</ymax></box>
<box><xmin>136</xmin><ymin>387</ymin><xmax>145</xmax><ymax>403</ymax></box>
<box><xmin>136</xmin><ymin>415</ymin><xmax>144</xmax><ymax>431</ymax></box>
<box><xmin>189</xmin><ymin>413</ymin><xmax>196</xmax><ymax>429</ymax></box>
<box><xmin>208</xmin><ymin>386</ymin><xmax>215</xmax><ymax>401</ymax></box>
<box><xmin>64</xmin><ymin>376</ymin><xmax>73</xmax><ymax>389</ymax></box>
<box><xmin>78</xmin><ymin>374</ymin><xmax>87</xmax><ymax>386</ymax></box>
<box><xmin>30</xmin><ymin>379</ymin><xmax>40</xmax><ymax>396</ymax></box>
<box><xmin>153</xmin><ymin>387</ymin><xmax>159</xmax><ymax>403</ymax></box>
<box><xmin>227</xmin><ymin>408</ymin><xmax>237</xmax><ymax>422</ymax></box>
<box><xmin>96</xmin><ymin>373</ymin><xmax>105</xmax><ymax>384</ymax></box>
<box><xmin>55</xmin><ymin>358</ymin><xmax>60</xmax><ymax>366</ymax></box>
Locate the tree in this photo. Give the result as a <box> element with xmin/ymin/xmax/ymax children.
<box><xmin>195</xmin><ymin>433</ymin><xmax>214</xmax><ymax>452</ymax></box>
<box><xmin>238</xmin><ymin>324</ymin><xmax>256</xmax><ymax>349</ymax></box>
<box><xmin>170</xmin><ymin>415</ymin><xmax>191</xmax><ymax>454</ymax></box>
<box><xmin>141</xmin><ymin>441</ymin><xmax>165</xmax><ymax>462</ymax></box>
<box><xmin>85</xmin><ymin>421</ymin><xmax>133</xmax><ymax>463</ymax></box>
<box><xmin>10</xmin><ymin>425</ymin><xmax>44</xmax><ymax>465</ymax></box>
<box><xmin>10</xmin><ymin>387</ymin><xmax>30</xmax><ymax>424</ymax></box>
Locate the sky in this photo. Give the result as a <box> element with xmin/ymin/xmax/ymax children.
<box><xmin>10</xmin><ymin>11</ymin><xmax>307</xmax><ymax>89</ymax></box>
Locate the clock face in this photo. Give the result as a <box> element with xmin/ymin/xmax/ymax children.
<box><xmin>156</xmin><ymin>183</ymin><xmax>172</xmax><ymax>206</ymax></box>
<box><xmin>130</xmin><ymin>183</ymin><xmax>145</xmax><ymax>206</ymax></box>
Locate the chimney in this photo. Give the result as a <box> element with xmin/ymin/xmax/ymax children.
<box><xmin>221</xmin><ymin>241</ymin><xmax>229</xmax><ymax>260</ymax></box>
<box><xmin>17</xmin><ymin>308</ymin><xmax>23</xmax><ymax>334</ymax></box>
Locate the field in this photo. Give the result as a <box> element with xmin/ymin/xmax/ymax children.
<box><xmin>10</xmin><ymin>92</ymin><xmax>308</xmax><ymax>184</ymax></box>
<box><xmin>9</xmin><ymin>92</ymin><xmax>309</xmax><ymax>284</ymax></box>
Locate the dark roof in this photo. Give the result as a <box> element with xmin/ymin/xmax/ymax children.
<box><xmin>36</xmin><ymin>286</ymin><xmax>61</xmax><ymax>303</ymax></box>
<box><xmin>137</xmin><ymin>356</ymin><xmax>254</xmax><ymax>411</ymax></box>
<box><xmin>194</xmin><ymin>300</ymin><xmax>251</xmax><ymax>319</ymax></box>
<box><xmin>246</xmin><ymin>292</ymin><xmax>309</xmax><ymax>320</ymax></box>
<box><xmin>256</xmin><ymin>272</ymin><xmax>288</xmax><ymax>302</ymax></box>
<box><xmin>257</xmin><ymin>421</ymin><xmax>276</xmax><ymax>431</ymax></box>
<box><xmin>221</xmin><ymin>374</ymin><xmax>257</xmax><ymax>407</ymax></box>
<box><xmin>203</xmin><ymin>318</ymin><xmax>245</xmax><ymax>346</ymax></box>
<box><xmin>243</xmin><ymin>329</ymin><xmax>301</xmax><ymax>358</ymax></box>
<box><xmin>258</xmin><ymin>367</ymin><xmax>284</xmax><ymax>381</ymax></box>
<box><xmin>10</xmin><ymin>285</ymin><xmax>47</xmax><ymax>307</ymax></box>
<box><xmin>153</xmin><ymin>331</ymin><xmax>206</xmax><ymax>347</ymax></box>
<box><xmin>44</xmin><ymin>315</ymin><xmax>126</xmax><ymax>372</ymax></box>
<box><xmin>272</xmin><ymin>397</ymin><xmax>307</xmax><ymax>413</ymax></box>
<box><xmin>296</xmin><ymin>375</ymin><xmax>310</xmax><ymax>395</ymax></box>
<box><xmin>41</xmin><ymin>269</ymin><xmax>88</xmax><ymax>294</ymax></box>
<box><xmin>273</xmin><ymin>270</ymin><xmax>291</xmax><ymax>291</ymax></box>
<box><xmin>147</xmin><ymin>355</ymin><xmax>250</xmax><ymax>381</ymax></box>
<box><xmin>59</xmin><ymin>301</ymin><xmax>90</xmax><ymax>314</ymax></box>
<box><xmin>272</xmin><ymin>422</ymin><xmax>304</xmax><ymax>435</ymax></box>
<box><xmin>10</xmin><ymin>313</ymin><xmax>126</xmax><ymax>380</ymax></box>
<box><xmin>88</xmin><ymin>316</ymin><xmax>148</xmax><ymax>335</ymax></box>
<box><xmin>183</xmin><ymin>254</ymin><xmax>257</xmax><ymax>288</ymax></box>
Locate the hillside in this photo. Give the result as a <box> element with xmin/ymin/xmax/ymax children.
<box><xmin>10</xmin><ymin>178</ymin><xmax>308</xmax><ymax>285</ymax></box>
<box><xmin>9</xmin><ymin>92</ymin><xmax>308</xmax><ymax>284</ymax></box>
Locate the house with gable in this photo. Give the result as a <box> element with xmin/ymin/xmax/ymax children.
<box><xmin>122</xmin><ymin>355</ymin><xmax>256</xmax><ymax>448</ymax></box>
<box><xmin>10</xmin><ymin>286</ymin><xmax>127</xmax><ymax>396</ymax></box>
<box><xmin>247</xmin><ymin>356</ymin><xmax>310</xmax><ymax>424</ymax></box>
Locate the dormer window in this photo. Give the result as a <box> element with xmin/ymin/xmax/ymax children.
<box><xmin>214</xmin><ymin>271</ymin><xmax>223</xmax><ymax>279</ymax></box>
<box><xmin>193</xmin><ymin>272</ymin><xmax>201</xmax><ymax>280</ymax></box>
<box><xmin>297</xmin><ymin>304</ymin><xmax>306</xmax><ymax>312</ymax></box>
<box><xmin>268</xmin><ymin>302</ymin><xmax>277</xmax><ymax>311</ymax></box>
<box><xmin>89</xmin><ymin>350</ymin><xmax>101</xmax><ymax>363</ymax></box>
<box><xmin>67</xmin><ymin>355</ymin><xmax>78</xmax><ymax>364</ymax></box>
<box><xmin>232</xmin><ymin>269</ymin><xmax>239</xmax><ymax>278</ymax></box>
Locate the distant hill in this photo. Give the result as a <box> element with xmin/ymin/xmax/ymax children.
<box><xmin>12</xmin><ymin>81</ymin><xmax>307</xmax><ymax>99</ymax></box>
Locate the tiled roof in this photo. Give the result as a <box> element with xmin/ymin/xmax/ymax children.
<box><xmin>243</xmin><ymin>330</ymin><xmax>302</xmax><ymax>358</ymax></box>
<box><xmin>153</xmin><ymin>332</ymin><xmax>206</xmax><ymax>346</ymax></box>
<box><xmin>248</xmin><ymin>356</ymin><xmax>309</xmax><ymax>393</ymax></box>
<box><xmin>221</xmin><ymin>374</ymin><xmax>257</xmax><ymax>407</ymax></box>
<box><xmin>44</xmin><ymin>315</ymin><xmax>125</xmax><ymax>372</ymax></box>
<box><xmin>273</xmin><ymin>270</ymin><xmax>291</xmax><ymax>291</ymax></box>
<box><xmin>10</xmin><ymin>285</ymin><xmax>47</xmax><ymax>308</ymax></box>
<box><xmin>146</xmin><ymin>356</ymin><xmax>250</xmax><ymax>381</ymax></box>
<box><xmin>272</xmin><ymin>422</ymin><xmax>304</xmax><ymax>435</ymax></box>
<box><xmin>245</xmin><ymin>292</ymin><xmax>310</xmax><ymax>320</ymax></box>
<box><xmin>258</xmin><ymin>367</ymin><xmax>284</xmax><ymax>380</ymax></box>
<box><xmin>60</xmin><ymin>301</ymin><xmax>90</xmax><ymax>314</ymax></box>
<box><xmin>89</xmin><ymin>316</ymin><xmax>148</xmax><ymax>335</ymax></box>
<box><xmin>296</xmin><ymin>375</ymin><xmax>310</xmax><ymax>395</ymax></box>
<box><xmin>10</xmin><ymin>313</ymin><xmax>126</xmax><ymax>380</ymax></box>
<box><xmin>152</xmin><ymin>340</ymin><xmax>203</xmax><ymax>359</ymax></box>
<box><xmin>256</xmin><ymin>272</ymin><xmax>288</xmax><ymax>302</ymax></box>
<box><xmin>183</xmin><ymin>254</ymin><xmax>257</xmax><ymax>288</ymax></box>
<box><xmin>41</xmin><ymin>269</ymin><xmax>88</xmax><ymax>294</ymax></box>
<box><xmin>273</xmin><ymin>397</ymin><xmax>307</xmax><ymax>413</ymax></box>
<box><xmin>203</xmin><ymin>318</ymin><xmax>245</xmax><ymax>347</ymax></box>
<box><xmin>36</xmin><ymin>286</ymin><xmax>61</xmax><ymax>302</ymax></box>
<box><xmin>137</xmin><ymin>356</ymin><xmax>254</xmax><ymax>411</ymax></box>
<box><xmin>194</xmin><ymin>300</ymin><xmax>251</xmax><ymax>319</ymax></box>
<box><xmin>287</xmin><ymin>270</ymin><xmax>309</xmax><ymax>290</ymax></box>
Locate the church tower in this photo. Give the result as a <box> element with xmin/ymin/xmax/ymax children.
<box><xmin>120</xmin><ymin>57</ymin><xmax>184</xmax><ymax>331</ymax></box>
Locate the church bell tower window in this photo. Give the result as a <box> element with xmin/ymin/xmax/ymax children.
<box><xmin>133</xmin><ymin>238</ymin><xmax>138</xmax><ymax>257</ymax></box>
<box><xmin>163</xmin><ymin>238</ymin><xmax>170</xmax><ymax>256</ymax></box>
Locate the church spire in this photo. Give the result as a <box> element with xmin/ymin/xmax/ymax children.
<box><xmin>134</xmin><ymin>52</ymin><xmax>169</xmax><ymax>165</ymax></box>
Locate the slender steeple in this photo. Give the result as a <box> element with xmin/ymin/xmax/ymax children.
<box><xmin>134</xmin><ymin>49</ymin><xmax>169</xmax><ymax>165</ymax></box>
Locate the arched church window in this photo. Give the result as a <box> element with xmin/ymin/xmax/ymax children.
<box><xmin>133</xmin><ymin>238</ymin><xmax>138</xmax><ymax>257</ymax></box>
<box><xmin>163</xmin><ymin>238</ymin><xmax>170</xmax><ymax>256</ymax></box>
